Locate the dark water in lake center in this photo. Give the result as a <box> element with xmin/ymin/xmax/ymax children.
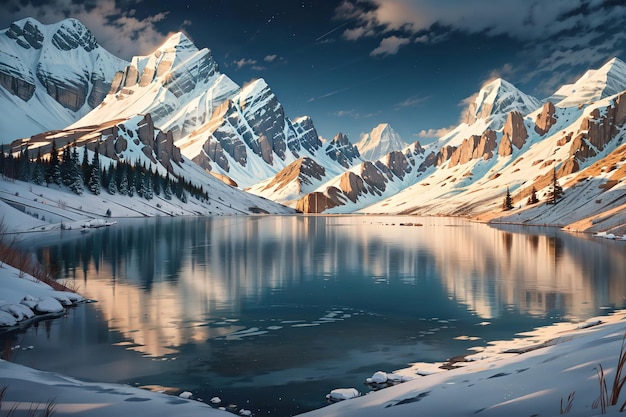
<box><xmin>4</xmin><ymin>215</ymin><xmax>626</xmax><ymax>416</ymax></box>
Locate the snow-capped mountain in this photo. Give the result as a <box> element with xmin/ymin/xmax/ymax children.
<box><xmin>355</xmin><ymin>123</ymin><xmax>408</xmax><ymax>161</ymax></box>
<box><xmin>74</xmin><ymin>31</ymin><xmax>353</xmax><ymax>191</ymax></box>
<box><xmin>0</xmin><ymin>18</ymin><xmax>127</xmax><ymax>141</ymax></box>
<box><xmin>549</xmin><ymin>57</ymin><xmax>626</xmax><ymax>108</ymax></box>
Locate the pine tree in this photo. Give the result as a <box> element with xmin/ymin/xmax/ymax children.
<box><xmin>61</xmin><ymin>146</ymin><xmax>72</xmax><ymax>186</ymax></box>
<box><xmin>101</xmin><ymin>165</ymin><xmax>110</xmax><ymax>189</ymax></box>
<box><xmin>88</xmin><ymin>148</ymin><xmax>101</xmax><ymax>194</ymax></box>
<box><xmin>527</xmin><ymin>186</ymin><xmax>539</xmax><ymax>205</ymax></box>
<box><xmin>18</xmin><ymin>148</ymin><xmax>31</xmax><ymax>182</ymax></box>
<box><xmin>128</xmin><ymin>166</ymin><xmax>136</xmax><ymax>197</ymax></box>
<box><xmin>502</xmin><ymin>186</ymin><xmax>514</xmax><ymax>211</ymax></box>
<box><xmin>118</xmin><ymin>164</ymin><xmax>128</xmax><ymax>195</ymax></box>
<box><xmin>135</xmin><ymin>163</ymin><xmax>145</xmax><ymax>197</ymax></box>
<box><xmin>163</xmin><ymin>174</ymin><xmax>172</xmax><ymax>200</ymax></box>
<box><xmin>547</xmin><ymin>168</ymin><xmax>563</xmax><ymax>204</ymax></box>
<box><xmin>81</xmin><ymin>147</ymin><xmax>90</xmax><ymax>183</ymax></box>
<box><xmin>46</xmin><ymin>140</ymin><xmax>60</xmax><ymax>185</ymax></box>
<box><xmin>0</xmin><ymin>146</ymin><xmax>5</xmax><ymax>177</ymax></box>
<box><xmin>33</xmin><ymin>148</ymin><xmax>45</xmax><ymax>185</ymax></box>
<box><xmin>68</xmin><ymin>144</ymin><xmax>84</xmax><ymax>195</ymax></box>
<box><xmin>152</xmin><ymin>169</ymin><xmax>161</xmax><ymax>196</ymax></box>
<box><xmin>108</xmin><ymin>172</ymin><xmax>118</xmax><ymax>194</ymax></box>
<box><xmin>144</xmin><ymin>174</ymin><xmax>153</xmax><ymax>200</ymax></box>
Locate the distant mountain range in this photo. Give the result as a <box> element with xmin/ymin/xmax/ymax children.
<box><xmin>1</xmin><ymin>17</ymin><xmax>624</xmax><ymax>233</ymax></box>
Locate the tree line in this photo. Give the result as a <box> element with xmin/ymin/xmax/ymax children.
<box><xmin>502</xmin><ymin>168</ymin><xmax>563</xmax><ymax>211</ymax></box>
<box><xmin>0</xmin><ymin>140</ymin><xmax>209</xmax><ymax>203</ymax></box>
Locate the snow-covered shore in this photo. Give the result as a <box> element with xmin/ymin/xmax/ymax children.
<box><xmin>0</xmin><ymin>263</ymin><xmax>84</xmax><ymax>328</ymax></box>
<box><xmin>302</xmin><ymin>312</ymin><xmax>626</xmax><ymax>417</ymax></box>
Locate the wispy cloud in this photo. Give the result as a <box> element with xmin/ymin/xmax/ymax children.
<box><xmin>415</xmin><ymin>126</ymin><xmax>455</xmax><ymax>139</ymax></box>
<box><xmin>335</xmin><ymin>0</ymin><xmax>626</xmax><ymax>83</ymax></box>
<box><xmin>333</xmin><ymin>109</ymin><xmax>379</xmax><ymax>119</ymax></box>
<box><xmin>264</xmin><ymin>54</ymin><xmax>277</xmax><ymax>63</ymax></box>
<box><xmin>0</xmin><ymin>0</ymin><xmax>183</xmax><ymax>60</ymax></box>
<box><xmin>396</xmin><ymin>95</ymin><xmax>430</xmax><ymax>109</ymax></box>
<box><xmin>370</xmin><ymin>35</ymin><xmax>410</xmax><ymax>56</ymax></box>
<box><xmin>233</xmin><ymin>58</ymin><xmax>258</xmax><ymax>69</ymax></box>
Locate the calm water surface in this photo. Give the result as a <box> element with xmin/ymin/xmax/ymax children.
<box><xmin>4</xmin><ymin>215</ymin><xmax>626</xmax><ymax>416</ymax></box>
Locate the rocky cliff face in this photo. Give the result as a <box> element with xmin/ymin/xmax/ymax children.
<box><xmin>186</xmin><ymin>79</ymin><xmax>325</xmax><ymax>186</ymax></box>
<box><xmin>445</xmin><ymin>130</ymin><xmax>498</xmax><ymax>168</ymax></box>
<box><xmin>568</xmin><ymin>91</ymin><xmax>626</xmax><ymax>165</ymax></box>
<box><xmin>8</xmin><ymin>113</ymin><xmax>183</xmax><ymax>175</ymax></box>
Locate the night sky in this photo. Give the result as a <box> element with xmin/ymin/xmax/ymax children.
<box><xmin>2</xmin><ymin>1</ymin><xmax>626</xmax><ymax>144</ymax></box>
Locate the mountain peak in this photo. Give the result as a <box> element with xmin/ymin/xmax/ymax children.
<box><xmin>463</xmin><ymin>78</ymin><xmax>540</xmax><ymax>126</ymax></box>
<box><xmin>158</xmin><ymin>31</ymin><xmax>196</xmax><ymax>52</ymax></box>
<box><xmin>551</xmin><ymin>57</ymin><xmax>626</xmax><ymax>107</ymax></box>
<box><xmin>356</xmin><ymin>123</ymin><xmax>406</xmax><ymax>161</ymax></box>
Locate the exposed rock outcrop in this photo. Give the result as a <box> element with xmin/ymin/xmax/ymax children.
<box><xmin>338</xmin><ymin>171</ymin><xmax>367</xmax><ymax>203</ymax></box>
<box><xmin>6</xmin><ymin>20</ymin><xmax>44</xmax><ymax>49</ymax></box>
<box><xmin>498</xmin><ymin>136</ymin><xmax>512</xmax><ymax>157</ymax></box>
<box><xmin>325</xmin><ymin>133</ymin><xmax>360</xmax><ymax>168</ymax></box>
<box><xmin>385</xmin><ymin>150</ymin><xmax>412</xmax><ymax>179</ymax></box>
<box><xmin>292</xmin><ymin>117</ymin><xmax>322</xmax><ymax>155</ymax></box>
<box><xmin>263</xmin><ymin>157</ymin><xmax>326</xmax><ymax>193</ymax></box>
<box><xmin>0</xmin><ymin>70</ymin><xmax>35</xmax><ymax>101</ymax></box>
<box><xmin>360</xmin><ymin>161</ymin><xmax>387</xmax><ymax>194</ymax></box>
<box><xmin>436</xmin><ymin>145</ymin><xmax>456</xmax><ymax>166</ymax></box>
<box><xmin>418</xmin><ymin>151</ymin><xmax>437</xmax><ymax>172</ymax></box>
<box><xmin>1</xmin><ymin>18</ymin><xmax>124</xmax><ymax>116</ymax></box>
<box><xmin>534</xmin><ymin>101</ymin><xmax>557</xmax><ymax>136</ymax></box>
<box><xmin>577</xmin><ymin>92</ymin><xmax>626</xmax><ymax>152</ymax></box>
<box><xmin>448</xmin><ymin>130</ymin><xmax>498</xmax><ymax>168</ymax></box>
<box><xmin>502</xmin><ymin>111</ymin><xmax>528</xmax><ymax>150</ymax></box>
<box><xmin>296</xmin><ymin>191</ymin><xmax>339</xmax><ymax>213</ymax></box>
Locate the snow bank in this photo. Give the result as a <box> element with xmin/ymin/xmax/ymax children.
<box><xmin>594</xmin><ymin>231</ymin><xmax>626</xmax><ymax>240</ymax></box>
<box><xmin>0</xmin><ymin>360</ymin><xmax>228</xmax><ymax>417</ymax></box>
<box><xmin>0</xmin><ymin>263</ymin><xmax>84</xmax><ymax>328</ymax></box>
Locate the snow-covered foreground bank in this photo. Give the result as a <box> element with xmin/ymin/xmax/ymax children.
<box><xmin>2</xmin><ymin>300</ymin><xmax>626</xmax><ymax>417</ymax></box>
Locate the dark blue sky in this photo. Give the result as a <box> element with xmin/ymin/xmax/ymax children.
<box><xmin>3</xmin><ymin>1</ymin><xmax>626</xmax><ymax>143</ymax></box>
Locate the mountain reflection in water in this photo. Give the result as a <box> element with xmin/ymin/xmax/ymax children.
<box><xmin>9</xmin><ymin>216</ymin><xmax>625</xmax><ymax>416</ymax></box>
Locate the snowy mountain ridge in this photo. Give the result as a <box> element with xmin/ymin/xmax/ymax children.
<box><xmin>289</xmin><ymin>58</ymin><xmax>626</xmax><ymax>235</ymax></box>
<box><xmin>1</xmin><ymin>17</ymin><xmax>624</xmax><ymax>232</ymax></box>
<box><xmin>550</xmin><ymin>57</ymin><xmax>626</xmax><ymax>107</ymax></box>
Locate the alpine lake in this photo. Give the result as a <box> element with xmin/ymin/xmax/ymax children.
<box><xmin>3</xmin><ymin>215</ymin><xmax>626</xmax><ymax>416</ymax></box>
